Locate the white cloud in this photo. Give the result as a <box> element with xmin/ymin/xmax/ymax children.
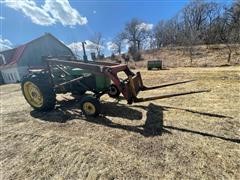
<box><xmin>85</xmin><ymin>40</ymin><xmax>104</xmax><ymax>51</ymax></box>
<box><xmin>106</xmin><ymin>41</ymin><xmax>118</xmax><ymax>51</ymax></box>
<box><xmin>106</xmin><ymin>39</ymin><xmax>130</xmax><ymax>54</ymax></box>
<box><xmin>43</xmin><ymin>0</ymin><xmax>87</xmax><ymax>26</ymax></box>
<box><xmin>3</xmin><ymin>0</ymin><xmax>55</xmax><ymax>26</ymax></box>
<box><xmin>2</xmin><ymin>0</ymin><xmax>87</xmax><ymax>26</ymax></box>
<box><xmin>0</xmin><ymin>16</ymin><xmax>5</xmax><ymax>20</ymax></box>
<box><xmin>137</xmin><ymin>22</ymin><xmax>153</xmax><ymax>31</ymax></box>
<box><xmin>0</xmin><ymin>37</ymin><xmax>13</xmax><ymax>51</ymax></box>
<box><xmin>68</xmin><ymin>40</ymin><xmax>104</xmax><ymax>57</ymax></box>
<box><xmin>68</xmin><ymin>42</ymin><xmax>83</xmax><ymax>56</ymax></box>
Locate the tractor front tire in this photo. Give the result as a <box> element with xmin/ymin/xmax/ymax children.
<box><xmin>21</xmin><ymin>72</ymin><xmax>56</xmax><ymax>111</ymax></box>
<box><xmin>80</xmin><ymin>96</ymin><xmax>101</xmax><ymax>117</ymax></box>
<box><xmin>108</xmin><ymin>84</ymin><xmax>120</xmax><ymax>98</ymax></box>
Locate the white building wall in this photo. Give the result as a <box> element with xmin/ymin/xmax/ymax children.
<box><xmin>1</xmin><ymin>66</ymin><xmax>20</xmax><ymax>83</ymax></box>
<box><xmin>17</xmin><ymin>66</ymin><xmax>28</xmax><ymax>80</ymax></box>
<box><xmin>0</xmin><ymin>65</ymin><xmax>29</xmax><ymax>84</ymax></box>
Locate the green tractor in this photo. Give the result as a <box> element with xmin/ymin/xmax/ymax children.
<box><xmin>21</xmin><ymin>63</ymin><xmax>119</xmax><ymax>116</ymax></box>
<box><xmin>22</xmin><ymin>57</ymin><xmax>207</xmax><ymax>117</ymax></box>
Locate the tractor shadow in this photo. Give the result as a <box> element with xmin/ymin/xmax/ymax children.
<box><xmin>30</xmin><ymin>98</ymin><xmax>240</xmax><ymax>143</ymax></box>
<box><xmin>133</xmin><ymin>104</ymin><xmax>239</xmax><ymax>143</ymax></box>
<box><xmin>86</xmin><ymin>103</ymin><xmax>171</xmax><ymax>137</ymax></box>
<box><xmin>30</xmin><ymin>98</ymin><xmax>167</xmax><ymax>136</ymax></box>
<box><xmin>30</xmin><ymin>98</ymin><xmax>143</xmax><ymax>123</ymax></box>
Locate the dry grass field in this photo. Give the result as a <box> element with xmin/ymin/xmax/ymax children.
<box><xmin>126</xmin><ymin>44</ymin><xmax>240</xmax><ymax>68</ymax></box>
<box><xmin>1</xmin><ymin>66</ymin><xmax>240</xmax><ymax>179</ymax></box>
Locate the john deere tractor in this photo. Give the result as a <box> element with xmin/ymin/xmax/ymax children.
<box><xmin>22</xmin><ymin>57</ymin><xmax>207</xmax><ymax>117</ymax></box>
<box><xmin>21</xmin><ymin>59</ymin><xmax>120</xmax><ymax>116</ymax></box>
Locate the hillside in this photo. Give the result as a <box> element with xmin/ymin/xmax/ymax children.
<box><xmin>110</xmin><ymin>44</ymin><xmax>240</xmax><ymax>68</ymax></box>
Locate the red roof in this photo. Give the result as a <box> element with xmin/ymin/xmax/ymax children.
<box><xmin>7</xmin><ymin>45</ymin><xmax>26</xmax><ymax>66</ymax></box>
<box><xmin>0</xmin><ymin>44</ymin><xmax>26</xmax><ymax>68</ymax></box>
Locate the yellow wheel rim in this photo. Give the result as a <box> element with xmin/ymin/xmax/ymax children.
<box><xmin>83</xmin><ymin>102</ymin><xmax>96</xmax><ymax>115</ymax></box>
<box><xmin>23</xmin><ymin>81</ymin><xmax>43</xmax><ymax>108</ymax></box>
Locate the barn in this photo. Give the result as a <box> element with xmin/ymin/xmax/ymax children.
<box><xmin>0</xmin><ymin>33</ymin><xmax>74</xmax><ymax>84</ymax></box>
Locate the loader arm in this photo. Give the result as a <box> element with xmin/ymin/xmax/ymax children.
<box><xmin>45</xmin><ymin>58</ymin><xmax>209</xmax><ymax>104</ymax></box>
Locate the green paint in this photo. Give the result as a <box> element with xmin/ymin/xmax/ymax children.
<box><xmin>147</xmin><ymin>60</ymin><xmax>162</xmax><ymax>70</ymax></box>
<box><xmin>71</xmin><ymin>68</ymin><xmax>110</xmax><ymax>92</ymax></box>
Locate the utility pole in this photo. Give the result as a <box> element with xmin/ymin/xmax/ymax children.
<box><xmin>82</xmin><ymin>42</ymin><xmax>88</xmax><ymax>62</ymax></box>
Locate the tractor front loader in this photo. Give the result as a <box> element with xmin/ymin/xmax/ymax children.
<box><xmin>21</xmin><ymin>57</ymin><xmax>209</xmax><ymax>117</ymax></box>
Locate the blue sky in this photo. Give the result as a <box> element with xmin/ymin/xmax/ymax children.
<box><xmin>0</xmin><ymin>0</ymin><xmax>232</xmax><ymax>57</ymax></box>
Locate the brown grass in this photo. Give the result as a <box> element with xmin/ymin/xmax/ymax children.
<box><xmin>1</xmin><ymin>66</ymin><xmax>240</xmax><ymax>179</ymax></box>
<box><xmin>111</xmin><ymin>44</ymin><xmax>240</xmax><ymax>68</ymax></box>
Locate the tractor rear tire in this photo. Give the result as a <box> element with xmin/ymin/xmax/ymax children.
<box><xmin>21</xmin><ymin>72</ymin><xmax>56</xmax><ymax>111</ymax></box>
<box><xmin>80</xmin><ymin>96</ymin><xmax>101</xmax><ymax>117</ymax></box>
<box><xmin>108</xmin><ymin>84</ymin><xmax>120</xmax><ymax>98</ymax></box>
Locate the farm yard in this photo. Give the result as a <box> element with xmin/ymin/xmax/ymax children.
<box><xmin>1</xmin><ymin>0</ymin><xmax>240</xmax><ymax>178</ymax></box>
<box><xmin>1</xmin><ymin>66</ymin><xmax>239</xmax><ymax>179</ymax></box>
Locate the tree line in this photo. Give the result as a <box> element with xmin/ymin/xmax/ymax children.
<box><xmin>110</xmin><ymin>0</ymin><xmax>240</xmax><ymax>62</ymax></box>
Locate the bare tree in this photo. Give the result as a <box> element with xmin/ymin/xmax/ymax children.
<box><xmin>120</xmin><ymin>18</ymin><xmax>152</xmax><ymax>61</ymax></box>
<box><xmin>112</xmin><ymin>33</ymin><xmax>124</xmax><ymax>55</ymax></box>
<box><xmin>213</xmin><ymin>2</ymin><xmax>240</xmax><ymax>63</ymax></box>
<box><xmin>151</xmin><ymin>0</ymin><xmax>239</xmax><ymax>64</ymax></box>
<box><xmin>122</xmin><ymin>18</ymin><xmax>151</xmax><ymax>52</ymax></box>
<box><xmin>227</xmin><ymin>0</ymin><xmax>240</xmax><ymax>43</ymax></box>
<box><xmin>154</xmin><ymin>20</ymin><xmax>166</xmax><ymax>48</ymax></box>
<box><xmin>90</xmin><ymin>32</ymin><xmax>104</xmax><ymax>57</ymax></box>
<box><xmin>202</xmin><ymin>2</ymin><xmax>222</xmax><ymax>46</ymax></box>
<box><xmin>181</xmin><ymin>0</ymin><xmax>213</xmax><ymax>64</ymax></box>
